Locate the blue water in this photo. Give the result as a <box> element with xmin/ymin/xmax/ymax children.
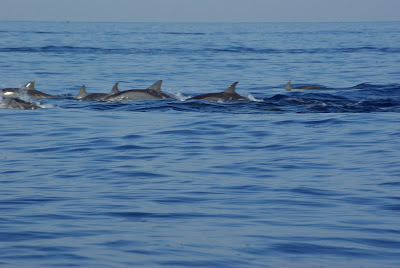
<box><xmin>1</xmin><ymin>21</ymin><xmax>400</xmax><ymax>267</ymax></box>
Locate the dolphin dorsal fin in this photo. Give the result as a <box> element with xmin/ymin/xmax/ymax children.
<box><xmin>285</xmin><ymin>80</ymin><xmax>293</xmax><ymax>91</ymax></box>
<box><xmin>147</xmin><ymin>80</ymin><xmax>163</xmax><ymax>92</ymax></box>
<box><xmin>223</xmin><ymin>82</ymin><xmax>239</xmax><ymax>94</ymax></box>
<box><xmin>77</xmin><ymin>85</ymin><xmax>88</xmax><ymax>98</ymax></box>
<box><xmin>110</xmin><ymin>83</ymin><xmax>119</xmax><ymax>95</ymax></box>
<box><xmin>23</xmin><ymin>81</ymin><xmax>35</xmax><ymax>91</ymax></box>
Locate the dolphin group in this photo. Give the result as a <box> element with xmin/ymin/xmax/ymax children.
<box><xmin>1</xmin><ymin>81</ymin><xmax>54</xmax><ymax>109</ymax></box>
<box><xmin>1</xmin><ymin>81</ymin><xmax>55</xmax><ymax>99</ymax></box>
<box><xmin>2</xmin><ymin>79</ymin><xmax>331</xmax><ymax>110</ymax></box>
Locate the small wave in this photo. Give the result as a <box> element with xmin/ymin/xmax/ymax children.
<box><xmin>2</xmin><ymin>45</ymin><xmax>398</xmax><ymax>56</ymax></box>
<box><xmin>205</xmin><ymin>46</ymin><xmax>400</xmax><ymax>55</ymax></box>
<box><xmin>271</xmin><ymin>242</ymin><xmax>377</xmax><ymax>257</ymax></box>
<box><xmin>38</xmin><ymin>103</ymin><xmax>54</xmax><ymax>109</ymax></box>
<box><xmin>163</xmin><ymin>32</ymin><xmax>205</xmax><ymax>35</ymax></box>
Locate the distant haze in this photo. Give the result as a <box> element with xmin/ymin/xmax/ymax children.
<box><xmin>1</xmin><ymin>0</ymin><xmax>399</xmax><ymax>22</ymax></box>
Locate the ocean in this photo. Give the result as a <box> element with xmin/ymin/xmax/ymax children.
<box><xmin>0</xmin><ymin>21</ymin><xmax>399</xmax><ymax>267</ymax></box>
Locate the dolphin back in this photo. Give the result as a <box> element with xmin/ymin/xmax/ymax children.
<box><xmin>21</xmin><ymin>81</ymin><xmax>55</xmax><ymax>99</ymax></box>
<box><xmin>2</xmin><ymin>97</ymin><xmax>40</xmax><ymax>110</ymax></box>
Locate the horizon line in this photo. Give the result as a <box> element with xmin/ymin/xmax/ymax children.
<box><xmin>1</xmin><ymin>19</ymin><xmax>399</xmax><ymax>24</ymax></box>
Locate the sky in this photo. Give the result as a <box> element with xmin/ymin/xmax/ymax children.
<box><xmin>0</xmin><ymin>0</ymin><xmax>399</xmax><ymax>23</ymax></box>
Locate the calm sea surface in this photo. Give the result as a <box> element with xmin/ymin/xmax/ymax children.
<box><xmin>1</xmin><ymin>21</ymin><xmax>400</xmax><ymax>267</ymax></box>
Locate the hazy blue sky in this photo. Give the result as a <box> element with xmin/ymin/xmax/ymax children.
<box><xmin>1</xmin><ymin>0</ymin><xmax>399</xmax><ymax>23</ymax></box>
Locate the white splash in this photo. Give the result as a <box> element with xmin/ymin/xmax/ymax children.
<box><xmin>246</xmin><ymin>93</ymin><xmax>263</xmax><ymax>102</ymax></box>
<box><xmin>170</xmin><ymin>92</ymin><xmax>191</xmax><ymax>101</ymax></box>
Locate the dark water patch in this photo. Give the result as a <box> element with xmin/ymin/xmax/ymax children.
<box><xmin>381</xmin><ymin>204</ymin><xmax>400</xmax><ymax>212</ymax></box>
<box><xmin>0</xmin><ymin>46</ymin><xmax>135</xmax><ymax>55</ymax></box>
<box><xmin>112</xmin><ymin>170</ymin><xmax>169</xmax><ymax>178</ymax></box>
<box><xmin>0</xmin><ymin>46</ymin><xmax>189</xmax><ymax>55</ymax></box>
<box><xmin>350</xmin><ymin>238</ymin><xmax>400</xmax><ymax>249</ymax></box>
<box><xmin>316</xmin><ymin>222</ymin><xmax>400</xmax><ymax>235</ymax></box>
<box><xmin>86</xmin><ymin>137</ymin><xmax>116</xmax><ymax>147</ymax></box>
<box><xmin>341</xmin><ymin>196</ymin><xmax>381</xmax><ymax>206</ymax></box>
<box><xmin>160</xmin><ymin>259</ymin><xmax>251</xmax><ymax>267</ymax></box>
<box><xmin>157</xmin><ymin>127</ymin><xmax>227</xmax><ymax>136</ymax></box>
<box><xmin>0</xmin><ymin>132</ymin><xmax>31</xmax><ymax>137</ymax></box>
<box><xmin>124</xmin><ymin>249</ymin><xmax>157</xmax><ymax>256</ymax></box>
<box><xmin>62</xmin><ymin>146</ymin><xmax>92</xmax><ymax>153</ymax></box>
<box><xmin>0</xmin><ymin>170</ymin><xmax>26</xmax><ymax>177</ymax></box>
<box><xmin>112</xmin><ymin>154</ymin><xmax>161</xmax><ymax>162</ymax></box>
<box><xmin>0</xmin><ymin>29</ymin><xmax>72</xmax><ymax>34</ymax></box>
<box><xmin>193</xmin><ymin>168</ymin><xmax>245</xmax><ymax>177</ymax></box>
<box><xmin>266</xmin><ymin>198</ymin><xmax>337</xmax><ymax>208</ymax></box>
<box><xmin>298</xmin><ymin>118</ymin><xmax>348</xmax><ymax>127</ymax></box>
<box><xmin>108</xmin><ymin>211</ymin><xmax>250</xmax><ymax>221</ymax></box>
<box><xmin>101</xmin><ymin>239</ymin><xmax>147</xmax><ymax>248</ymax></box>
<box><xmin>291</xmin><ymin>187</ymin><xmax>343</xmax><ymax>197</ymax></box>
<box><xmin>206</xmin><ymin>46</ymin><xmax>400</xmax><ymax>55</ymax></box>
<box><xmin>0</xmin><ymin>231</ymin><xmax>56</xmax><ymax>242</ymax></box>
<box><xmin>24</xmin><ymin>146</ymin><xmax>66</xmax><ymax>153</ymax></box>
<box><xmin>24</xmin><ymin>213</ymin><xmax>81</xmax><ymax>221</ymax></box>
<box><xmin>2</xmin><ymin>196</ymin><xmax>67</xmax><ymax>205</ymax></box>
<box><xmin>3</xmin><ymin>252</ymin><xmax>90</xmax><ymax>262</ymax></box>
<box><xmin>215</xmin><ymin>184</ymin><xmax>270</xmax><ymax>193</ymax></box>
<box><xmin>33</xmin><ymin>71</ymin><xmax>64</xmax><ymax>75</ymax></box>
<box><xmin>108</xmin><ymin>211</ymin><xmax>200</xmax><ymax>220</ymax></box>
<box><xmin>163</xmin><ymin>32</ymin><xmax>205</xmax><ymax>35</ymax></box>
<box><xmin>350</xmin><ymin>83</ymin><xmax>400</xmax><ymax>97</ymax></box>
<box><xmin>380</xmin><ymin>181</ymin><xmax>400</xmax><ymax>186</ymax></box>
<box><xmin>122</xmin><ymin>134</ymin><xmax>143</xmax><ymax>140</ymax></box>
<box><xmin>3</xmin><ymin>45</ymin><xmax>399</xmax><ymax>57</ymax></box>
<box><xmin>270</xmin><ymin>242</ymin><xmax>376</xmax><ymax>257</ymax></box>
<box><xmin>33</xmin><ymin>31</ymin><xmax>57</xmax><ymax>34</ymax></box>
<box><xmin>114</xmin><ymin>144</ymin><xmax>151</xmax><ymax>151</ymax></box>
<box><xmin>13</xmin><ymin>245</ymin><xmax>77</xmax><ymax>253</ymax></box>
<box><xmin>154</xmin><ymin>196</ymin><xmax>207</xmax><ymax>204</ymax></box>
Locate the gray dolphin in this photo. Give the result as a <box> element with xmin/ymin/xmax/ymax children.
<box><xmin>22</xmin><ymin>81</ymin><xmax>55</xmax><ymax>99</ymax></box>
<box><xmin>103</xmin><ymin>80</ymin><xmax>170</xmax><ymax>102</ymax></box>
<box><xmin>1</xmin><ymin>87</ymin><xmax>21</xmax><ymax>98</ymax></box>
<box><xmin>285</xmin><ymin>80</ymin><xmax>327</xmax><ymax>91</ymax></box>
<box><xmin>76</xmin><ymin>83</ymin><xmax>119</xmax><ymax>101</ymax></box>
<box><xmin>1</xmin><ymin>97</ymin><xmax>40</xmax><ymax>110</ymax></box>
<box><xmin>188</xmin><ymin>82</ymin><xmax>247</xmax><ymax>102</ymax></box>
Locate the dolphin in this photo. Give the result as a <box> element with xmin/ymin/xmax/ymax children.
<box><xmin>187</xmin><ymin>82</ymin><xmax>247</xmax><ymax>102</ymax></box>
<box><xmin>103</xmin><ymin>80</ymin><xmax>170</xmax><ymax>102</ymax></box>
<box><xmin>76</xmin><ymin>83</ymin><xmax>119</xmax><ymax>101</ymax></box>
<box><xmin>285</xmin><ymin>80</ymin><xmax>327</xmax><ymax>91</ymax></box>
<box><xmin>22</xmin><ymin>81</ymin><xmax>55</xmax><ymax>99</ymax></box>
<box><xmin>1</xmin><ymin>97</ymin><xmax>40</xmax><ymax>110</ymax></box>
<box><xmin>1</xmin><ymin>87</ymin><xmax>21</xmax><ymax>98</ymax></box>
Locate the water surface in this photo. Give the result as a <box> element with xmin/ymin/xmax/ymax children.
<box><xmin>1</xmin><ymin>21</ymin><xmax>400</xmax><ymax>267</ymax></box>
